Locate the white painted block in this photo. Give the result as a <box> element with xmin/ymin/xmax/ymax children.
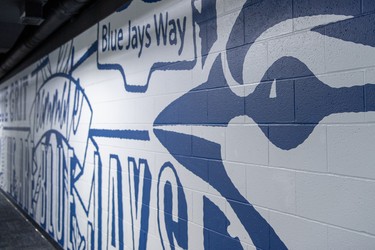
<box><xmin>296</xmin><ymin>172</ymin><xmax>375</xmax><ymax>234</ymax></box>
<box><xmin>149</xmin><ymin>68</ymin><xmax>193</xmax><ymax>96</ymax></box>
<box><xmin>365</xmin><ymin>67</ymin><xmax>375</xmax><ymax>83</ymax></box>
<box><xmin>223</xmin><ymin>0</ymin><xmax>246</xmax><ymax>13</ymax></box>
<box><xmin>328</xmin><ymin>227</ymin><xmax>375</xmax><ymax>250</ymax></box>
<box><xmin>327</xmin><ymin>124</ymin><xmax>375</xmax><ymax>179</ymax></box>
<box><xmin>92</xmin><ymin>97</ymin><xmax>155</xmax><ymax>125</ymax></box>
<box><xmin>247</xmin><ymin>244</ymin><xmax>257</xmax><ymax>250</ymax></box>
<box><xmin>325</xmin><ymin>35</ymin><xmax>375</xmax><ymax>72</ymax></box>
<box><xmin>246</xmin><ymin>165</ymin><xmax>296</xmax><ymax>213</ymax></box>
<box><xmin>270</xmin><ymin>211</ymin><xmax>328</xmax><ymax>250</ymax></box>
<box><xmin>188</xmin><ymin>222</ymin><xmax>205</xmax><ymax>250</ymax></box>
<box><xmin>192</xmin><ymin>190</ymin><xmax>205</xmax><ymax>226</ymax></box>
<box><xmin>241</xmin><ymin>41</ymin><xmax>268</xmax><ymax>85</ymax></box>
<box><xmin>226</xmin><ymin>124</ymin><xmax>268</xmax><ymax>165</ymax></box>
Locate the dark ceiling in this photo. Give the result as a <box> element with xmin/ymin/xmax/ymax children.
<box><xmin>0</xmin><ymin>0</ymin><xmax>128</xmax><ymax>82</ymax></box>
<box><xmin>0</xmin><ymin>0</ymin><xmax>55</xmax><ymax>60</ymax></box>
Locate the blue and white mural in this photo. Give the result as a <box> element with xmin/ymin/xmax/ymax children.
<box><xmin>1</xmin><ymin>0</ymin><xmax>375</xmax><ymax>249</ymax></box>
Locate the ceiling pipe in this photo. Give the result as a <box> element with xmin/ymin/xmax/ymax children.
<box><xmin>0</xmin><ymin>0</ymin><xmax>94</xmax><ymax>80</ymax></box>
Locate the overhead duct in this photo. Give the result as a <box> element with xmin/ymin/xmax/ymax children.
<box><xmin>0</xmin><ymin>0</ymin><xmax>94</xmax><ymax>80</ymax></box>
<box><xmin>20</xmin><ymin>1</ymin><xmax>45</xmax><ymax>26</ymax></box>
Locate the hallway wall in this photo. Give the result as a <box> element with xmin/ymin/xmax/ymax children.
<box><xmin>0</xmin><ymin>0</ymin><xmax>375</xmax><ymax>249</ymax></box>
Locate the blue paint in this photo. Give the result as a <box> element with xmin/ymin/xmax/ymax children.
<box><xmin>154</xmin><ymin>57</ymin><xmax>241</xmax><ymax>126</ymax></box>
<box><xmin>89</xmin><ymin>129</ymin><xmax>150</xmax><ymax>141</ymax></box>
<box><xmin>157</xmin><ymin>162</ymin><xmax>188</xmax><ymax>250</ymax></box>
<box><xmin>111</xmin><ymin>183</ymin><xmax>116</xmax><ymax>246</ymax></box>
<box><xmin>108</xmin><ymin>155</ymin><xmax>124</xmax><ymax>250</ymax></box>
<box><xmin>29</xmin><ymin>65</ymin><xmax>95</xmax><ymax>248</ymax></box>
<box><xmin>31</xmin><ymin>58</ymin><xmax>49</xmax><ymax>76</ymax></box>
<box><xmin>227</xmin><ymin>0</ymin><xmax>366</xmax><ymax>85</ymax></box>
<box><xmin>193</xmin><ymin>0</ymin><xmax>218</xmax><ymax>63</ymax></box>
<box><xmin>155</xmin><ymin>55</ymin><xmax>375</xmax><ymax>150</ymax></box>
<box><xmin>3</xmin><ymin>126</ymin><xmax>31</xmax><ymax>132</ymax></box>
<box><xmin>127</xmin><ymin>157</ymin><xmax>151</xmax><ymax>250</ymax></box>
<box><xmin>293</xmin><ymin>0</ymin><xmax>361</xmax><ymax>18</ymax></box>
<box><xmin>152</xmin><ymin>2</ymin><xmax>375</xmax><ymax>246</ymax></box>
<box><xmin>71</xmin><ymin>41</ymin><xmax>98</xmax><ymax>73</ymax></box>
<box><xmin>363</xmin><ymin>0</ymin><xmax>375</xmax><ymax>13</ymax></box>
<box><xmin>312</xmin><ymin>14</ymin><xmax>375</xmax><ymax>47</ymax></box>
<box><xmin>225</xmin><ymin>0</ymin><xmax>293</xmax><ymax>84</ymax></box>
<box><xmin>96</xmin><ymin>151</ymin><xmax>103</xmax><ymax>250</ymax></box>
<box><xmin>225</xmin><ymin>43</ymin><xmax>247</xmax><ymax>84</ymax></box>
<box><xmin>154</xmin><ymin>129</ymin><xmax>286</xmax><ymax>249</ymax></box>
<box><xmin>70</xmin><ymin>203</ymin><xmax>86</xmax><ymax>249</ymax></box>
<box><xmin>203</xmin><ymin>196</ymin><xmax>243</xmax><ymax>250</ymax></box>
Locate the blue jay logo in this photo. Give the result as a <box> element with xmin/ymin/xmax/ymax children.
<box><xmin>153</xmin><ymin>0</ymin><xmax>375</xmax><ymax>249</ymax></box>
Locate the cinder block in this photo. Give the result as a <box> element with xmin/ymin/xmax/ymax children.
<box><xmin>223</xmin><ymin>11</ymin><xmax>245</xmax><ymax>50</ymax></box>
<box><xmin>243</xmin><ymin>0</ymin><xmax>293</xmax><ymax>44</ymax></box>
<box><xmin>209</xmin><ymin>161</ymin><xmax>247</xmax><ymax>200</ymax></box>
<box><xmin>201</xmin><ymin>5</ymin><xmax>244</xmax><ymax>54</ymax></box>
<box><xmin>247</xmin><ymin>79</ymin><xmax>294</xmax><ymax>124</ymax></box>
<box><xmin>214</xmin><ymin>198</ymin><xmax>271</xmax><ymax>249</ymax></box>
<box><xmin>328</xmin><ymin>226</ymin><xmax>375</xmax><ymax>250</ymax></box>
<box><xmin>363</xmin><ymin>0</ymin><xmax>375</xmax><ymax>13</ymax></box>
<box><xmin>223</xmin><ymin>0</ymin><xmax>247</xmax><ymax>13</ymax></box>
<box><xmin>296</xmin><ymin>172</ymin><xmax>375</xmax><ymax>234</ymax></box>
<box><xmin>319</xmin><ymin>70</ymin><xmax>364</xmax><ymax>88</ymax></box>
<box><xmin>225</xmin><ymin>45</ymin><xmax>252</xmax><ymax>85</ymax></box>
<box><xmin>207</xmin><ymin>87</ymin><xmax>244</xmax><ymax>124</ymax></box>
<box><xmin>269</xmin><ymin>125</ymin><xmax>327</xmax><ymax>172</ymax></box>
<box><xmin>158</xmin><ymin>155</ymin><xmax>209</xmax><ymax>194</ymax></box>
<box><xmin>327</xmin><ymin>125</ymin><xmax>375</xmax><ymax>179</ymax></box>
<box><xmin>206</xmin><ymin>18</ymin><xmax>219</xmax><ymax>53</ymax></box>
<box><xmin>365</xmin><ymin>68</ymin><xmax>375</xmax><ymax>84</ymax></box>
<box><xmin>194</xmin><ymin>0</ymin><xmax>218</xmax><ymax>24</ymax></box>
<box><xmin>325</xmin><ymin>14</ymin><xmax>375</xmax><ymax>72</ymax></box>
<box><xmin>93</xmin><ymin>97</ymin><xmax>155</xmax><ymax>125</ymax></box>
<box><xmin>293</xmin><ymin>0</ymin><xmax>361</xmax><ymax>31</ymax></box>
<box><xmin>365</xmin><ymin>68</ymin><xmax>375</xmax><ymax>122</ymax></box>
<box><xmin>317</xmin><ymin>71</ymin><xmax>366</xmax><ymax>124</ymax></box>
<box><xmin>295</xmin><ymin>77</ymin><xmax>364</xmax><ymax>124</ymax></box>
<box><xmin>268</xmin><ymin>31</ymin><xmax>325</xmax><ymax>79</ymax></box>
<box><xmin>188</xmin><ymin>222</ymin><xmax>204</xmax><ymax>250</ymax></box>
<box><xmin>246</xmin><ymin>165</ymin><xmax>295</xmax><ymax>213</ymax></box>
<box><xmin>150</xmin><ymin>65</ymin><xmax>193</xmax><ymax>95</ymax></box>
<box><xmin>192</xmin><ymin>125</ymin><xmax>226</xmax><ymax>160</ymax></box>
<box><xmin>153</xmin><ymin>93</ymin><xmax>181</xmax><ymax>125</ymax></box>
<box><xmin>270</xmin><ymin>211</ymin><xmax>328</xmax><ymax>250</ymax></box>
<box><xmin>226</xmin><ymin>124</ymin><xmax>268</xmax><ymax>165</ymax></box>
<box><xmin>241</xmin><ymin>41</ymin><xmax>268</xmax><ymax>85</ymax></box>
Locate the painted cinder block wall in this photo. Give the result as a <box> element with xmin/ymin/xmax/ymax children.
<box><xmin>0</xmin><ymin>0</ymin><xmax>375</xmax><ymax>249</ymax></box>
